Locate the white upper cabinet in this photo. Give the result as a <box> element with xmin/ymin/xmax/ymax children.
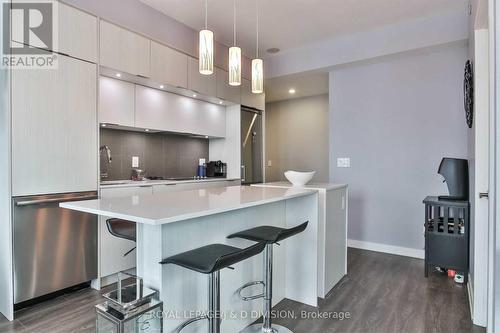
<box><xmin>135</xmin><ymin>85</ymin><xmax>226</xmax><ymax>137</ymax></box>
<box><xmin>187</xmin><ymin>57</ymin><xmax>217</xmax><ymax>96</ymax></box>
<box><xmin>100</xmin><ymin>20</ymin><xmax>151</xmax><ymax>77</ymax></box>
<box><xmin>150</xmin><ymin>41</ymin><xmax>188</xmax><ymax>88</ymax></box>
<box><xmin>10</xmin><ymin>2</ymin><xmax>97</xmax><ymax>63</ymax></box>
<box><xmin>12</xmin><ymin>55</ymin><xmax>97</xmax><ymax>196</ymax></box>
<box><xmin>99</xmin><ymin>77</ymin><xmax>135</xmax><ymax>127</ymax></box>
<box><xmin>135</xmin><ymin>85</ymin><xmax>186</xmax><ymax>133</ymax></box>
<box><xmin>58</xmin><ymin>3</ymin><xmax>98</xmax><ymax>62</ymax></box>
<box><xmin>241</xmin><ymin>78</ymin><xmax>265</xmax><ymax>110</ymax></box>
<box><xmin>216</xmin><ymin>68</ymin><xmax>241</xmax><ymax>104</ymax></box>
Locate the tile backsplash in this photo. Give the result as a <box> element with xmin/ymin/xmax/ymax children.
<box><xmin>100</xmin><ymin>128</ymin><xmax>209</xmax><ymax>180</ymax></box>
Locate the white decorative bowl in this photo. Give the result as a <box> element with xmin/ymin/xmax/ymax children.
<box><xmin>284</xmin><ymin>170</ymin><xmax>315</xmax><ymax>187</ymax></box>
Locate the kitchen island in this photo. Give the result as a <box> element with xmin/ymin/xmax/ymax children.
<box><xmin>252</xmin><ymin>182</ymin><xmax>348</xmax><ymax>298</ymax></box>
<box><xmin>61</xmin><ymin>185</ymin><xmax>319</xmax><ymax>332</ymax></box>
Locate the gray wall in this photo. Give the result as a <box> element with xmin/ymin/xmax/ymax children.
<box><xmin>100</xmin><ymin>129</ymin><xmax>209</xmax><ymax>180</ymax></box>
<box><xmin>265</xmin><ymin>95</ymin><xmax>329</xmax><ymax>182</ymax></box>
<box><xmin>329</xmin><ymin>42</ymin><xmax>468</xmax><ymax>251</ymax></box>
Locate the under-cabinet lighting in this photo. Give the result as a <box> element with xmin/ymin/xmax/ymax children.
<box><xmin>101</xmin><ymin>124</ymin><xmax>107</xmax><ymax>127</ymax></box>
<box><xmin>145</xmin><ymin>129</ymin><xmax>150</xmax><ymax>132</ymax></box>
<box><xmin>159</xmin><ymin>85</ymin><xmax>164</xmax><ymax>89</ymax></box>
<box><xmin>115</xmin><ymin>73</ymin><xmax>121</xmax><ymax>78</ymax></box>
<box><xmin>288</xmin><ymin>88</ymin><xmax>296</xmax><ymax>94</ymax></box>
<box><xmin>193</xmin><ymin>94</ymin><xmax>197</xmax><ymax>98</ymax></box>
<box><xmin>219</xmin><ymin>101</ymin><xmax>223</xmax><ymax>104</ymax></box>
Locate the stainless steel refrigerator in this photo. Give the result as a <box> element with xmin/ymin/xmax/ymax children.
<box><xmin>241</xmin><ymin>107</ymin><xmax>263</xmax><ymax>185</ymax></box>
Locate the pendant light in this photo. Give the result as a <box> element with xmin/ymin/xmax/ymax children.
<box><xmin>252</xmin><ymin>0</ymin><xmax>263</xmax><ymax>93</ymax></box>
<box><xmin>199</xmin><ymin>0</ymin><xmax>214</xmax><ymax>75</ymax></box>
<box><xmin>228</xmin><ymin>0</ymin><xmax>241</xmax><ymax>86</ymax></box>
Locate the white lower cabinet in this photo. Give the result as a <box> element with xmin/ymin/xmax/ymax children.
<box><xmin>99</xmin><ymin>186</ymin><xmax>152</xmax><ymax>279</ymax></box>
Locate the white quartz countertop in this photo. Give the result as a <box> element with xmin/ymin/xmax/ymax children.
<box><xmin>252</xmin><ymin>182</ymin><xmax>348</xmax><ymax>191</ymax></box>
<box><xmin>60</xmin><ymin>185</ymin><xmax>316</xmax><ymax>225</ymax></box>
<box><xmin>100</xmin><ymin>177</ymin><xmax>240</xmax><ymax>189</ymax></box>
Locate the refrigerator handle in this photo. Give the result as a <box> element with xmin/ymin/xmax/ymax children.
<box><xmin>241</xmin><ymin>165</ymin><xmax>246</xmax><ymax>182</ymax></box>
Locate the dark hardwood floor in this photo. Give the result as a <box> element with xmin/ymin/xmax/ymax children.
<box><xmin>0</xmin><ymin>248</ymin><xmax>485</xmax><ymax>333</ymax></box>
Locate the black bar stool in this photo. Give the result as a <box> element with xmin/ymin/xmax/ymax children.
<box><xmin>227</xmin><ymin>221</ymin><xmax>308</xmax><ymax>333</ymax></box>
<box><xmin>160</xmin><ymin>241</ymin><xmax>267</xmax><ymax>333</ymax></box>
<box><xmin>106</xmin><ymin>218</ymin><xmax>136</xmax><ymax>256</ymax></box>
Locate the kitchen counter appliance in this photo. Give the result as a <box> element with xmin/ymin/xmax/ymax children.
<box><xmin>207</xmin><ymin>161</ymin><xmax>227</xmax><ymax>178</ymax></box>
<box><xmin>13</xmin><ymin>191</ymin><xmax>98</xmax><ymax>306</ymax></box>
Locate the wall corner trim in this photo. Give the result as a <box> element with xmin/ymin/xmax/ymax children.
<box><xmin>468</xmin><ymin>273</ymin><xmax>474</xmax><ymax>322</ymax></box>
<box><xmin>347</xmin><ymin>239</ymin><xmax>424</xmax><ymax>259</ymax></box>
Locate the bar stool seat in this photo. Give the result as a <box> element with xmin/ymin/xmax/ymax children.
<box><xmin>106</xmin><ymin>218</ymin><xmax>136</xmax><ymax>256</ymax></box>
<box><xmin>106</xmin><ymin>218</ymin><xmax>136</xmax><ymax>242</ymax></box>
<box><xmin>227</xmin><ymin>223</ymin><xmax>308</xmax><ymax>244</ymax></box>
<box><xmin>160</xmin><ymin>243</ymin><xmax>262</xmax><ymax>274</ymax></box>
<box><xmin>161</xmin><ymin>242</ymin><xmax>267</xmax><ymax>333</ymax></box>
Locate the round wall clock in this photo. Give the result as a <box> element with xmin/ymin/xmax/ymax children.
<box><xmin>464</xmin><ymin>60</ymin><xmax>474</xmax><ymax>129</ymax></box>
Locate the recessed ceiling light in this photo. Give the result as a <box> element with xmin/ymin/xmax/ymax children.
<box><xmin>101</xmin><ymin>123</ymin><xmax>107</xmax><ymax>127</ymax></box>
<box><xmin>115</xmin><ymin>73</ymin><xmax>121</xmax><ymax>78</ymax></box>
<box><xmin>267</xmin><ymin>48</ymin><xmax>280</xmax><ymax>54</ymax></box>
<box><xmin>159</xmin><ymin>85</ymin><xmax>164</xmax><ymax>89</ymax></box>
<box><xmin>288</xmin><ymin>88</ymin><xmax>296</xmax><ymax>94</ymax></box>
<box><xmin>219</xmin><ymin>101</ymin><xmax>223</xmax><ymax>104</ymax></box>
<box><xmin>192</xmin><ymin>94</ymin><xmax>197</xmax><ymax>98</ymax></box>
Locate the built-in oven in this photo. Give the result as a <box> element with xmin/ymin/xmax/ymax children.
<box><xmin>13</xmin><ymin>191</ymin><xmax>98</xmax><ymax>306</ymax></box>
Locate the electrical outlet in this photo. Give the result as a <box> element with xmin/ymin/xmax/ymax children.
<box><xmin>132</xmin><ymin>156</ymin><xmax>139</xmax><ymax>168</ymax></box>
<box><xmin>337</xmin><ymin>158</ymin><xmax>351</xmax><ymax>168</ymax></box>
<box><xmin>267</xmin><ymin>160</ymin><xmax>272</xmax><ymax>167</ymax></box>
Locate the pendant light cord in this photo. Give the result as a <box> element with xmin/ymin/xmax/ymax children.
<box><xmin>233</xmin><ymin>0</ymin><xmax>236</xmax><ymax>46</ymax></box>
<box><xmin>205</xmin><ymin>0</ymin><xmax>208</xmax><ymax>29</ymax></box>
<box><xmin>256</xmin><ymin>0</ymin><xmax>259</xmax><ymax>58</ymax></box>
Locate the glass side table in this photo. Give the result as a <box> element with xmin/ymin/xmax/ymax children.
<box><xmin>96</xmin><ymin>272</ymin><xmax>163</xmax><ymax>333</ymax></box>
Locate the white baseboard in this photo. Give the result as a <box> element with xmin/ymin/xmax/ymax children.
<box><xmin>467</xmin><ymin>273</ymin><xmax>474</xmax><ymax>321</ymax></box>
<box><xmin>348</xmin><ymin>239</ymin><xmax>424</xmax><ymax>259</ymax></box>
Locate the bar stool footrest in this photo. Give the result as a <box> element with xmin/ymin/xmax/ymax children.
<box><xmin>237</xmin><ymin>281</ymin><xmax>265</xmax><ymax>301</ymax></box>
<box><xmin>241</xmin><ymin>323</ymin><xmax>294</xmax><ymax>333</ymax></box>
<box><xmin>175</xmin><ymin>315</ymin><xmax>207</xmax><ymax>333</ymax></box>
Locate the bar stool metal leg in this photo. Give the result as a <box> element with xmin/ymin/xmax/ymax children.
<box><xmin>209</xmin><ymin>271</ymin><xmax>221</xmax><ymax>333</ymax></box>
<box><xmin>241</xmin><ymin>244</ymin><xmax>293</xmax><ymax>333</ymax></box>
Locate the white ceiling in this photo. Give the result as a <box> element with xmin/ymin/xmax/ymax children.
<box><xmin>265</xmin><ymin>71</ymin><xmax>329</xmax><ymax>103</ymax></box>
<box><xmin>139</xmin><ymin>0</ymin><xmax>467</xmax><ymax>58</ymax></box>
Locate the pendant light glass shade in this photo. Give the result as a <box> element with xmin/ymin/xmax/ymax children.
<box><xmin>199</xmin><ymin>29</ymin><xmax>214</xmax><ymax>75</ymax></box>
<box><xmin>252</xmin><ymin>58</ymin><xmax>263</xmax><ymax>93</ymax></box>
<box><xmin>228</xmin><ymin>46</ymin><xmax>241</xmax><ymax>86</ymax></box>
<box><xmin>252</xmin><ymin>0</ymin><xmax>263</xmax><ymax>93</ymax></box>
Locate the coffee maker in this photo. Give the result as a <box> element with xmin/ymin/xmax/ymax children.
<box><xmin>206</xmin><ymin>161</ymin><xmax>227</xmax><ymax>178</ymax></box>
<box><xmin>437</xmin><ymin>158</ymin><xmax>469</xmax><ymax>201</ymax></box>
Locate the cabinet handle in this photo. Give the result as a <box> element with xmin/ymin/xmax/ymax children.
<box><xmin>479</xmin><ymin>192</ymin><xmax>489</xmax><ymax>199</ymax></box>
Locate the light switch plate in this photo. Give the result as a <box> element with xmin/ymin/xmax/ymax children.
<box><xmin>132</xmin><ymin>156</ymin><xmax>139</xmax><ymax>168</ymax></box>
<box><xmin>337</xmin><ymin>158</ymin><xmax>351</xmax><ymax>168</ymax></box>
